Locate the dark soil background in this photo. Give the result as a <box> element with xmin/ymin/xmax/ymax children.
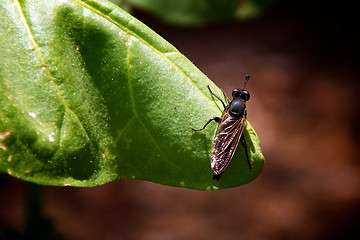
<box><xmin>1</xmin><ymin>1</ymin><xmax>360</xmax><ymax>240</ymax></box>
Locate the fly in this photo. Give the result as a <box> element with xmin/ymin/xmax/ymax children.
<box><xmin>191</xmin><ymin>74</ymin><xmax>252</xmax><ymax>180</ymax></box>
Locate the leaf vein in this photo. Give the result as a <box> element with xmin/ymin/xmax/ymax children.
<box><xmin>125</xmin><ymin>35</ymin><xmax>137</xmax><ymax>116</ymax></box>
<box><xmin>74</xmin><ymin>0</ymin><xmax>214</xmax><ymax>105</ymax></box>
<box><xmin>124</xmin><ymin>35</ymin><xmax>169</xmax><ymax>163</ymax></box>
<box><xmin>15</xmin><ymin>0</ymin><xmax>93</xmax><ymax>147</ymax></box>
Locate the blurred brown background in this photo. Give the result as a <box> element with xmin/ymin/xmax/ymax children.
<box><xmin>1</xmin><ymin>1</ymin><xmax>359</xmax><ymax>240</ymax></box>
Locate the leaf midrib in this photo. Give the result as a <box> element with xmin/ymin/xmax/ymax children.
<box><xmin>15</xmin><ymin>0</ymin><xmax>218</xmax><ymax>166</ymax></box>
<box><xmin>124</xmin><ymin>35</ymin><xmax>169</xmax><ymax>164</ymax></box>
<box><xmin>74</xmin><ymin>0</ymin><xmax>216</xmax><ymax>106</ymax></box>
<box><xmin>14</xmin><ymin>0</ymin><xmax>92</xmax><ymax>145</ymax></box>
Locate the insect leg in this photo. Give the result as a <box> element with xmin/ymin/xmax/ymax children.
<box><xmin>221</xmin><ymin>89</ymin><xmax>230</xmax><ymax>104</ymax></box>
<box><xmin>191</xmin><ymin>117</ymin><xmax>220</xmax><ymax>131</ymax></box>
<box><xmin>240</xmin><ymin>134</ymin><xmax>253</xmax><ymax>169</ymax></box>
<box><xmin>207</xmin><ymin>85</ymin><xmax>227</xmax><ymax>109</ymax></box>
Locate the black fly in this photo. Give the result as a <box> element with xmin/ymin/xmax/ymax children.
<box><xmin>191</xmin><ymin>75</ymin><xmax>252</xmax><ymax>180</ymax></box>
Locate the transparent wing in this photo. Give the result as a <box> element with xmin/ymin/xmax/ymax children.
<box><xmin>211</xmin><ymin>111</ymin><xmax>246</xmax><ymax>176</ymax></box>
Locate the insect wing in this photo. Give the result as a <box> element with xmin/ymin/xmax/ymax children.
<box><xmin>211</xmin><ymin>111</ymin><xmax>246</xmax><ymax>176</ymax></box>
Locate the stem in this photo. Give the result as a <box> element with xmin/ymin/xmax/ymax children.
<box><xmin>23</xmin><ymin>182</ymin><xmax>54</xmax><ymax>240</ymax></box>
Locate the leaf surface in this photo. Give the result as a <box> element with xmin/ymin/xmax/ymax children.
<box><xmin>0</xmin><ymin>0</ymin><xmax>264</xmax><ymax>190</ymax></box>
<box><xmin>126</xmin><ymin>0</ymin><xmax>278</xmax><ymax>26</ymax></box>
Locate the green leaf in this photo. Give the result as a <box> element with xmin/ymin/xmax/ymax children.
<box><xmin>0</xmin><ymin>0</ymin><xmax>264</xmax><ymax>190</ymax></box>
<box><xmin>126</xmin><ymin>0</ymin><xmax>279</xmax><ymax>26</ymax></box>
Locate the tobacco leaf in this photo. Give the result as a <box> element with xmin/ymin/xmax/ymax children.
<box><xmin>0</xmin><ymin>0</ymin><xmax>264</xmax><ymax>190</ymax></box>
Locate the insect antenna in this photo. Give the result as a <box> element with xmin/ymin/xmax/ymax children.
<box><xmin>243</xmin><ymin>74</ymin><xmax>251</xmax><ymax>89</ymax></box>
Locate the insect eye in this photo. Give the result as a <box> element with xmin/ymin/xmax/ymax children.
<box><xmin>242</xmin><ymin>90</ymin><xmax>250</xmax><ymax>101</ymax></box>
<box><xmin>232</xmin><ymin>89</ymin><xmax>241</xmax><ymax>98</ymax></box>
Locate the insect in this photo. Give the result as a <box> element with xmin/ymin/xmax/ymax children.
<box><xmin>191</xmin><ymin>74</ymin><xmax>253</xmax><ymax>180</ymax></box>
